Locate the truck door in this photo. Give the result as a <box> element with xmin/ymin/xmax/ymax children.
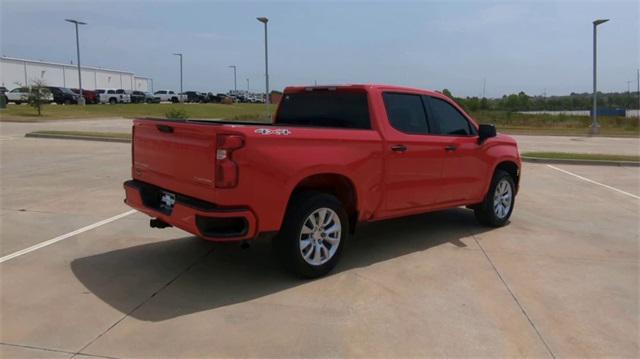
<box><xmin>424</xmin><ymin>96</ymin><xmax>488</xmax><ymax>203</ymax></box>
<box><xmin>381</xmin><ymin>92</ymin><xmax>449</xmax><ymax>214</ymax></box>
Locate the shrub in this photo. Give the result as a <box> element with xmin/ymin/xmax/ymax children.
<box><xmin>165</xmin><ymin>108</ymin><xmax>190</xmax><ymax>120</ymax></box>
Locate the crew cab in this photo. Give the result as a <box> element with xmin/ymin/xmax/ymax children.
<box><xmin>153</xmin><ymin>90</ymin><xmax>186</xmax><ymax>103</ymax></box>
<box><xmin>6</xmin><ymin>87</ymin><xmax>54</xmax><ymax>104</ymax></box>
<box><xmin>96</xmin><ymin>89</ymin><xmax>131</xmax><ymax>104</ymax></box>
<box><xmin>124</xmin><ymin>84</ymin><xmax>521</xmax><ymax>277</ymax></box>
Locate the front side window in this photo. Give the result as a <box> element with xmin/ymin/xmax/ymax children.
<box><xmin>107</xmin><ymin>90</ymin><xmax>115</xmax><ymax>94</ymax></box>
<box><xmin>427</xmin><ymin>97</ymin><xmax>475</xmax><ymax>136</ymax></box>
<box><xmin>382</xmin><ymin>93</ymin><xmax>428</xmax><ymax>135</ymax></box>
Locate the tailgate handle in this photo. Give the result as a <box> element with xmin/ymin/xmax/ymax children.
<box><xmin>156</xmin><ymin>124</ymin><xmax>174</xmax><ymax>133</ymax></box>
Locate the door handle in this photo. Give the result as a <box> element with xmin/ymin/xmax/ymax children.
<box><xmin>444</xmin><ymin>145</ymin><xmax>458</xmax><ymax>151</ymax></box>
<box><xmin>391</xmin><ymin>144</ymin><xmax>408</xmax><ymax>153</ymax></box>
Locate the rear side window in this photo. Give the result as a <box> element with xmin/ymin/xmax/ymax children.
<box><xmin>382</xmin><ymin>93</ymin><xmax>428</xmax><ymax>135</ymax></box>
<box><xmin>427</xmin><ymin>97</ymin><xmax>475</xmax><ymax>136</ymax></box>
<box><xmin>276</xmin><ymin>91</ymin><xmax>370</xmax><ymax>129</ymax></box>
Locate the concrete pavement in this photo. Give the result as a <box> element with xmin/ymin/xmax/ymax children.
<box><xmin>0</xmin><ymin>121</ymin><xmax>638</xmax><ymax>358</ymax></box>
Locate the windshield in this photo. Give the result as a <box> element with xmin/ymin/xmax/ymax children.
<box><xmin>275</xmin><ymin>90</ymin><xmax>370</xmax><ymax>129</ymax></box>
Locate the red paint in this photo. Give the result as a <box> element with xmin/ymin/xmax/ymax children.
<box><xmin>124</xmin><ymin>84</ymin><xmax>520</xmax><ymax>241</ymax></box>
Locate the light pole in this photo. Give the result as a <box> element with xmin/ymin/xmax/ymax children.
<box><xmin>65</xmin><ymin>19</ymin><xmax>87</xmax><ymax>105</ymax></box>
<box><xmin>228</xmin><ymin>65</ymin><xmax>237</xmax><ymax>92</ymax></box>
<box><xmin>173</xmin><ymin>53</ymin><xmax>183</xmax><ymax>96</ymax></box>
<box><xmin>591</xmin><ymin>19</ymin><xmax>609</xmax><ymax>135</ymax></box>
<box><xmin>257</xmin><ymin>17</ymin><xmax>270</xmax><ymax>118</ymax></box>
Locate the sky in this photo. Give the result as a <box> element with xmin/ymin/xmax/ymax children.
<box><xmin>1</xmin><ymin>0</ymin><xmax>638</xmax><ymax>97</ymax></box>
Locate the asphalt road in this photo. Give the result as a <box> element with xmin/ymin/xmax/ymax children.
<box><xmin>1</xmin><ymin>123</ymin><xmax>638</xmax><ymax>358</ymax></box>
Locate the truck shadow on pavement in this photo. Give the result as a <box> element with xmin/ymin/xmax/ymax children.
<box><xmin>71</xmin><ymin>208</ymin><xmax>495</xmax><ymax>322</ymax></box>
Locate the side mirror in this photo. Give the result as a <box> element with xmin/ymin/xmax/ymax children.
<box><xmin>478</xmin><ymin>124</ymin><xmax>497</xmax><ymax>144</ymax></box>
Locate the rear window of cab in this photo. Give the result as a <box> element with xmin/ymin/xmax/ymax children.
<box><xmin>276</xmin><ymin>90</ymin><xmax>371</xmax><ymax>130</ymax></box>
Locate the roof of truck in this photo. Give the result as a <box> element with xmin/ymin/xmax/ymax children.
<box><xmin>283</xmin><ymin>84</ymin><xmax>443</xmax><ymax>97</ymax></box>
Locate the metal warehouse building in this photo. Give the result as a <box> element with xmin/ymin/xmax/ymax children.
<box><xmin>0</xmin><ymin>56</ymin><xmax>152</xmax><ymax>92</ymax></box>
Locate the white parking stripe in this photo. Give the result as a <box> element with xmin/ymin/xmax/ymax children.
<box><xmin>547</xmin><ymin>165</ymin><xmax>640</xmax><ymax>200</ymax></box>
<box><xmin>0</xmin><ymin>210</ymin><xmax>137</xmax><ymax>264</ymax></box>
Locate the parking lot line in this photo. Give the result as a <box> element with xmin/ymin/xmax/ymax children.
<box><xmin>547</xmin><ymin>164</ymin><xmax>639</xmax><ymax>200</ymax></box>
<box><xmin>0</xmin><ymin>210</ymin><xmax>136</xmax><ymax>264</ymax></box>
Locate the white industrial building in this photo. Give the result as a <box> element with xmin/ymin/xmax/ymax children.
<box><xmin>0</xmin><ymin>56</ymin><xmax>152</xmax><ymax>92</ymax></box>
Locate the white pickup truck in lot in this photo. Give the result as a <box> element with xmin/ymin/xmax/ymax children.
<box><xmin>153</xmin><ymin>90</ymin><xmax>186</xmax><ymax>103</ymax></box>
<box><xmin>7</xmin><ymin>87</ymin><xmax>54</xmax><ymax>104</ymax></box>
<box><xmin>96</xmin><ymin>89</ymin><xmax>131</xmax><ymax>104</ymax></box>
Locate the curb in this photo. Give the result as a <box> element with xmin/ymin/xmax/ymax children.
<box><xmin>25</xmin><ymin>132</ymin><xmax>131</xmax><ymax>143</ymax></box>
<box><xmin>522</xmin><ymin>156</ymin><xmax>639</xmax><ymax>167</ymax></box>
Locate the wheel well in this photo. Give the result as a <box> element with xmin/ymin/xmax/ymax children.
<box><xmin>495</xmin><ymin>161</ymin><xmax>520</xmax><ymax>192</ymax></box>
<box><xmin>289</xmin><ymin>173</ymin><xmax>358</xmax><ymax>232</ymax></box>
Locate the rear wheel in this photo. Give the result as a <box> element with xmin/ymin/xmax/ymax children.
<box><xmin>274</xmin><ymin>191</ymin><xmax>348</xmax><ymax>278</ymax></box>
<box><xmin>109</xmin><ymin>98</ymin><xmax>117</xmax><ymax>104</ymax></box>
<box><xmin>474</xmin><ymin>170</ymin><xmax>515</xmax><ymax>227</ymax></box>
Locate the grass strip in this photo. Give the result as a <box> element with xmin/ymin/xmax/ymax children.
<box><xmin>28</xmin><ymin>130</ymin><xmax>131</xmax><ymax>140</ymax></box>
<box><xmin>521</xmin><ymin>151</ymin><xmax>639</xmax><ymax>162</ymax></box>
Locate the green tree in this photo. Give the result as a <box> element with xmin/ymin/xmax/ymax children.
<box><xmin>442</xmin><ymin>89</ymin><xmax>453</xmax><ymax>98</ymax></box>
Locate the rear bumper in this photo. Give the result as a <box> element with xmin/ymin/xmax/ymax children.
<box><xmin>123</xmin><ymin>180</ymin><xmax>257</xmax><ymax>242</ymax></box>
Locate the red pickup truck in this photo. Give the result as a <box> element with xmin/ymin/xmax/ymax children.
<box><xmin>124</xmin><ymin>84</ymin><xmax>520</xmax><ymax>277</ymax></box>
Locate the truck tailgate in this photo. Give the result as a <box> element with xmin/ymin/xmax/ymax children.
<box><xmin>133</xmin><ymin>119</ymin><xmax>218</xmax><ymax>188</ymax></box>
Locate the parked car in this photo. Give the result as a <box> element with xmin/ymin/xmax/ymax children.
<box><xmin>143</xmin><ymin>92</ymin><xmax>161</xmax><ymax>103</ymax></box>
<box><xmin>47</xmin><ymin>87</ymin><xmax>81</xmax><ymax>105</ymax></box>
<box><xmin>96</xmin><ymin>89</ymin><xmax>131</xmax><ymax>104</ymax></box>
<box><xmin>127</xmin><ymin>90</ymin><xmax>146</xmax><ymax>104</ymax></box>
<box><xmin>124</xmin><ymin>84</ymin><xmax>521</xmax><ymax>278</ymax></box>
<box><xmin>70</xmin><ymin>89</ymin><xmax>98</xmax><ymax>104</ymax></box>
<box><xmin>183</xmin><ymin>91</ymin><xmax>206</xmax><ymax>103</ymax></box>
<box><xmin>7</xmin><ymin>87</ymin><xmax>53</xmax><ymax>104</ymax></box>
<box><xmin>205</xmin><ymin>92</ymin><xmax>223</xmax><ymax>103</ymax></box>
<box><xmin>153</xmin><ymin>90</ymin><xmax>186</xmax><ymax>103</ymax></box>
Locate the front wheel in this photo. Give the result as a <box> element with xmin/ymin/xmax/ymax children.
<box><xmin>274</xmin><ymin>191</ymin><xmax>348</xmax><ymax>278</ymax></box>
<box><xmin>474</xmin><ymin>170</ymin><xmax>516</xmax><ymax>227</ymax></box>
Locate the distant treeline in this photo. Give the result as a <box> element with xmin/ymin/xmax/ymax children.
<box><xmin>441</xmin><ymin>89</ymin><xmax>640</xmax><ymax>112</ymax></box>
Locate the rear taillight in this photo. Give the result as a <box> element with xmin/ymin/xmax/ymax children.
<box><xmin>215</xmin><ymin>134</ymin><xmax>244</xmax><ymax>188</ymax></box>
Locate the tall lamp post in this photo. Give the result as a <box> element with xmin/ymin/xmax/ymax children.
<box><xmin>65</xmin><ymin>19</ymin><xmax>87</xmax><ymax>105</ymax></box>
<box><xmin>591</xmin><ymin>19</ymin><xmax>609</xmax><ymax>135</ymax></box>
<box><xmin>246</xmin><ymin>78</ymin><xmax>250</xmax><ymax>92</ymax></box>
<box><xmin>228</xmin><ymin>65</ymin><xmax>237</xmax><ymax>92</ymax></box>
<box><xmin>257</xmin><ymin>17</ymin><xmax>270</xmax><ymax>118</ymax></box>
<box><xmin>173</xmin><ymin>53</ymin><xmax>183</xmax><ymax>97</ymax></box>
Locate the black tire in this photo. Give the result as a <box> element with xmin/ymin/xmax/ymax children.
<box><xmin>171</xmin><ymin>97</ymin><xmax>178</xmax><ymax>103</ymax></box>
<box><xmin>64</xmin><ymin>99</ymin><xmax>71</xmax><ymax>105</ymax></box>
<box><xmin>274</xmin><ymin>191</ymin><xmax>349</xmax><ymax>278</ymax></box>
<box><xmin>109</xmin><ymin>98</ymin><xmax>117</xmax><ymax>104</ymax></box>
<box><xmin>474</xmin><ymin>170</ymin><xmax>516</xmax><ymax>227</ymax></box>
